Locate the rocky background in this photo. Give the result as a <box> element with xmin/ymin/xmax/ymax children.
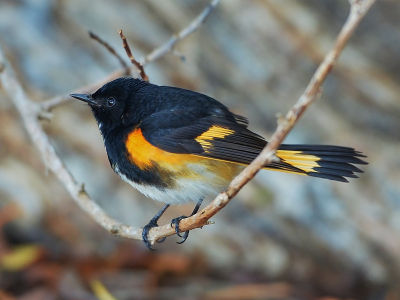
<box><xmin>0</xmin><ymin>0</ymin><xmax>399</xmax><ymax>299</ymax></box>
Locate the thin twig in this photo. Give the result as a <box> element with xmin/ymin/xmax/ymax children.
<box><xmin>39</xmin><ymin>0</ymin><xmax>220</xmax><ymax>111</ymax></box>
<box><xmin>89</xmin><ymin>31</ymin><xmax>130</xmax><ymax>76</ymax></box>
<box><xmin>142</xmin><ymin>0</ymin><xmax>221</xmax><ymax>65</ymax></box>
<box><xmin>1</xmin><ymin>0</ymin><xmax>376</xmax><ymax>246</ymax></box>
<box><xmin>118</xmin><ymin>30</ymin><xmax>148</xmax><ymax>82</ymax></box>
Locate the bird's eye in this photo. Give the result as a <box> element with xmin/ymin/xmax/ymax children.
<box><xmin>107</xmin><ymin>97</ymin><xmax>116</xmax><ymax>107</ymax></box>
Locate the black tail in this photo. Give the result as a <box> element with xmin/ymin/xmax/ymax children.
<box><xmin>265</xmin><ymin>145</ymin><xmax>367</xmax><ymax>182</ymax></box>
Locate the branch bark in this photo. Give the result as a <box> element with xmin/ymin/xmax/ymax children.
<box><xmin>0</xmin><ymin>0</ymin><xmax>376</xmax><ymax>246</ymax></box>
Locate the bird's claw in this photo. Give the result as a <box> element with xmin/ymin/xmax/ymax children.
<box><xmin>142</xmin><ymin>219</ymin><xmax>159</xmax><ymax>250</ymax></box>
<box><xmin>177</xmin><ymin>231</ymin><xmax>189</xmax><ymax>244</ymax></box>
<box><xmin>171</xmin><ymin>215</ymin><xmax>190</xmax><ymax>244</ymax></box>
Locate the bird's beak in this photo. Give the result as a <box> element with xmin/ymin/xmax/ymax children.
<box><xmin>70</xmin><ymin>93</ymin><xmax>96</xmax><ymax>105</ymax></box>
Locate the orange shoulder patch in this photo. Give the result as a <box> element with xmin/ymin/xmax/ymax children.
<box><xmin>125</xmin><ymin>128</ymin><xmax>155</xmax><ymax>169</ymax></box>
<box><xmin>125</xmin><ymin>128</ymin><xmax>200</xmax><ymax>170</ymax></box>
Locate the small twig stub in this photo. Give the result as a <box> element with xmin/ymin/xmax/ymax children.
<box><xmin>118</xmin><ymin>30</ymin><xmax>149</xmax><ymax>82</ymax></box>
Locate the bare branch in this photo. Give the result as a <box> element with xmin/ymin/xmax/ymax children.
<box><xmin>2</xmin><ymin>0</ymin><xmax>376</xmax><ymax>246</ymax></box>
<box><xmin>118</xmin><ymin>30</ymin><xmax>149</xmax><ymax>82</ymax></box>
<box><xmin>0</xmin><ymin>49</ymin><xmax>143</xmax><ymax>241</ymax></box>
<box><xmin>142</xmin><ymin>0</ymin><xmax>221</xmax><ymax>65</ymax></box>
<box><xmin>39</xmin><ymin>0</ymin><xmax>220</xmax><ymax>111</ymax></box>
<box><xmin>143</xmin><ymin>0</ymin><xmax>377</xmax><ymax>244</ymax></box>
<box><xmin>89</xmin><ymin>31</ymin><xmax>130</xmax><ymax>76</ymax></box>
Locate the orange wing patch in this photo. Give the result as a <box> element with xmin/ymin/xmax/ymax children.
<box><xmin>125</xmin><ymin>128</ymin><xmax>200</xmax><ymax>170</ymax></box>
<box><xmin>195</xmin><ymin>125</ymin><xmax>234</xmax><ymax>153</ymax></box>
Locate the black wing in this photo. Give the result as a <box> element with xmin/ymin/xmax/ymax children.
<box><xmin>140</xmin><ymin>109</ymin><xmax>367</xmax><ymax>182</ymax></box>
<box><xmin>140</xmin><ymin>108</ymin><xmax>266</xmax><ymax>163</ymax></box>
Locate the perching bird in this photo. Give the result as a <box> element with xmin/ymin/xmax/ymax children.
<box><xmin>71</xmin><ymin>77</ymin><xmax>367</xmax><ymax>249</ymax></box>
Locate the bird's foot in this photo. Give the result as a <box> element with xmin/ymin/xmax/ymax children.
<box><xmin>171</xmin><ymin>215</ymin><xmax>190</xmax><ymax>244</ymax></box>
<box><xmin>142</xmin><ymin>204</ymin><xmax>170</xmax><ymax>250</ymax></box>
<box><xmin>142</xmin><ymin>219</ymin><xmax>158</xmax><ymax>250</ymax></box>
<box><xmin>170</xmin><ymin>198</ymin><xmax>204</xmax><ymax>244</ymax></box>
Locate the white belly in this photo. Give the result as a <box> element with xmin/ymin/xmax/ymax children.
<box><xmin>115</xmin><ymin>161</ymin><xmax>242</xmax><ymax>205</ymax></box>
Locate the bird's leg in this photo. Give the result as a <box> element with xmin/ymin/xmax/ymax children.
<box><xmin>142</xmin><ymin>203</ymin><xmax>170</xmax><ymax>250</ymax></box>
<box><xmin>171</xmin><ymin>198</ymin><xmax>203</xmax><ymax>244</ymax></box>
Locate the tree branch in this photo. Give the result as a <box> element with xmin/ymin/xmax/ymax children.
<box><xmin>0</xmin><ymin>49</ymin><xmax>143</xmax><ymax>240</ymax></box>
<box><xmin>141</xmin><ymin>0</ymin><xmax>221</xmax><ymax>65</ymax></box>
<box><xmin>143</xmin><ymin>0</ymin><xmax>377</xmax><ymax>243</ymax></box>
<box><xmin>1</xmin><ymin>0</ymin><xmax>376</xmax><ymax>246</ymax></box>
<box><xmin>39</xmin><ymin>0</ymin><xmax>220</xmax><ymax>111</ymax></box>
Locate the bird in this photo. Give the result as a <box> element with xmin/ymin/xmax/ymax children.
<box><xmin>70</xmin><ymin>77</ymin><xmax>367</xmax><ymax>249</ymax></box>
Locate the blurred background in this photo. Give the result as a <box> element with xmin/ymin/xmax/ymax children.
<box><xmin>1</xmin><ymin>0</ymin><xmax>399</xmax><ymax>299</ymax></box>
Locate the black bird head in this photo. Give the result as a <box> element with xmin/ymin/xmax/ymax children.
<box><xmin>71</xmin><ymin>77</ymin><xmax>149</xmax><ymax>135</ymax></box>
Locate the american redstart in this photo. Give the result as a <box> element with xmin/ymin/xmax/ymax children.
<box><xmin>71</xmin><ymin>77</ymin><xmax>367</xmax><ymax>249</ymax></box>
